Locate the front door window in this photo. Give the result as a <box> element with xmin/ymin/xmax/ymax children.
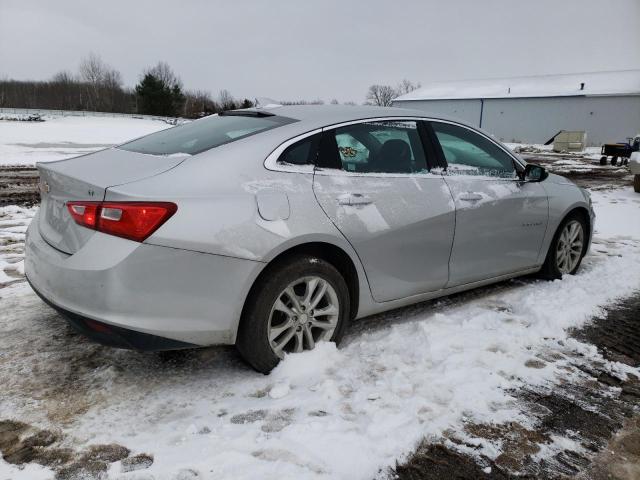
<box><xmin>431</xmin><ymin>122</ymin><xmax>517</xmax><ymax>178</ymax></box>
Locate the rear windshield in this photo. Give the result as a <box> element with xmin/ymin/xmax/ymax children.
<box><xmin>119</xmin><ymin>113</ymin><xmax>296</xmax><ymax>156</ymax></box>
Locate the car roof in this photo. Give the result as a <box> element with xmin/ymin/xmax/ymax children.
<box><xmin>240</xmin><ymin>104</ymin><xmax>434</xmax><ymax>131</ymax></box>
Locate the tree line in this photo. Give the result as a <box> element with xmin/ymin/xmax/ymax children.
<box><xmin>365</xmin><ymin>79</ymin><xmax>422</xmax><ymax>107</ymax></box>
<box><xmin>0</xmin><ymin>53</ymin><xmax>421</xmax><ymax>117</ymax></box>
<box><xmin>0</xmin><ymin>54</ymin><xmax>254</xmax><ymax>118</ymax></box>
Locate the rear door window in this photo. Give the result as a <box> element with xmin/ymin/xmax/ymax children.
<box><xmin>119</xmin><ymin>113</ymin><xmax>296</xmax><ymax>156</ymax></box>
<box><xmin>319</xmin><ymin>120</ymin><xmax>429</xmax><ymax>174</ymax></box>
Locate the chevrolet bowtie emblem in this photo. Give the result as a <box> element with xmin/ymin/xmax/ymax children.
<box><xmin>38</xmin><ymin>181</ymin><xmax>50</xmax><ymax>194</ymax></box>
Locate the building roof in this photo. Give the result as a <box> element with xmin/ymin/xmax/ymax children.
<box><xmin>394</xmin><ymin>70</ymin><xmax>640</xmax><ymax>101</ymax></box>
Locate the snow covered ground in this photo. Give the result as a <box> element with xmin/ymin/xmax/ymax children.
<box><xmin>1</xmin><ymin>187</ymin><xmax>639</xmax><ymax>479</ymax></box>
<box><xmin>0</xmin><ymin>116</ymin><xmax>170</xmax><ymax>166</ymax></box>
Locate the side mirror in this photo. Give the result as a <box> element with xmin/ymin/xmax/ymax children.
<box><xmin>523</xmin><ymin>164</ymin><xmax>548</xmax><ymax>182</ymax></box>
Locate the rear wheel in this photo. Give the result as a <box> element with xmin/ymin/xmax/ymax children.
<box><xmin>611</xmin><ymin>156</ymin><xmax>618</xmax><ymax>166</ymax></box>
<box><xmin>539</xmin><ymin>214</ymin><xmax>587</xmax><ymax>280</ymax></box>
<box><xmin>236</xmin><ymin>255</ymin><xmax>350</xmax><ymax>373</ymax></box>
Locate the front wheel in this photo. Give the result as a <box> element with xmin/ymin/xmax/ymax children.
<box><xmin>236</xmin><ymin>255</ymin><xmax>350</xmax><ymax>373</ymax></box>
<box><xmin>539</xmin><ymin>214</ymin><xmax>587</xmax><ymax>280</ymax></box>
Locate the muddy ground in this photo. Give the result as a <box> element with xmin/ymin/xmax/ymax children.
<box><xmin>517</xmin><ymin>150</ymin><xmax>635</xmax><ymax>191</ymax></box>
<box><xmin>0</xmin><ymin>166</ymin><xmax>40</xmax><ymax>207</ymax></box>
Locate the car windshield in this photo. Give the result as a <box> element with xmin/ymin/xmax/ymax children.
<box><xmin>119</xmin><ymin>113</ymin><xmax>296</xmax><ymax>156</ymax></box>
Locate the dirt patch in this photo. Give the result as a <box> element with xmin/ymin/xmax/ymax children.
<box><xmin>587</xmin><ymin>416</ymin><xmax>640</xmax><ymax>480</ymax></box>
<box><xmin>463</xmin><ymin>422</ymin><xmax>550</xmax><ymax>472</ymax></box>
<box><xmin>394</xmin><ymin>443</ymin><xmax>516</xmax><ymax>479</ymax></box>
<box><xmin>55</xmin><ymin>460</ymin><xmax>109</xmax><ymax>480</ymax></box>
<box><xmin>230</xmin><ymin>409</ymin><xmax>268</xmax><ymax>424</ymax></box>
<box><xmin>522</xmin><ymin>152</ymin><xmax>633</xmax><ymax>190</ymax></box>
<box><xmin>80</xmin><ymin>443</ymin><xmax>130</xmax><ymax>463</ymax></box>
<box><xmin>576</xmin><ymin>295</ymin><xmax>640</xmax><ymax>367</ymax></box>
<box><xmin>0</xmin><ymin>419</ymin><xmax>136</xmax><ymax>479</ymax></box>
<box><xmin>121</xmin><ymin>453</ymin><xmax>154</xmax><ymax>473</ymax></box>
<box><xmin>0</xmin><ymin>166</ymin><xmax>40</xmax><ymax>206</ymax></box>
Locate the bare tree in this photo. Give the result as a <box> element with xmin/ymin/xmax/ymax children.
<box><xmin>218</xmin><ymin>89</ymin><xmax>236</xmax><ymax>111</ymax></box>
<box><xmin>396</xmin><ymin>79</ymin><xmax>421</xmax><ymax>96</ymax></box>
<box><xmin>103</xmin><ymin>69</ymin><xmax>122</xmax><ymax>90</ymax></box>
<box><xmin>183</xmin><ymin>89</ymin><xmax>217</xmax><ymax>118</ymax></box>
<box><xmin>102</xmin><ymin>69</ymin><xmax>124</xmax><ymax>111</ymax></box>
<box><xmin>79</xmin><ymin>53</ymin><xmax>107</xmax><ymax>110</ymax></box>
<box><xmin>330</xmin><ymin>98</ymin><xmax>339</xmax><ymax>104</ymax></box>
<box><xmin>280</xmin><ymin>98</ymin><xmax>324</xmax><ymax>105</ymax></box>
<box><xmin>147</xmin><ymin>61</ymin><xmax>183</xmax><ymax>90</ymax></box>
<box><xmin>366</xmin><ymin>84</ymin><xmax>395</xmax><ymax>107</ymax></box>
<box><xmin>50</xmin><ymin>71</ymin><xmax>77</xmax><ymax>110</ymax></box>
<box><xmin>51</xmin><ymin>71</ymin><xmax>75</xmax><ymax>84</ymax></box>
<box><xmin>78</xmin><ymin>53</ymin><xmax>124</xmax><ymax>111</ymax></box>
<box><xmin>79</xmin><ymin>53</ymin><xmax>106</xmax><ymax>87</ymax></box>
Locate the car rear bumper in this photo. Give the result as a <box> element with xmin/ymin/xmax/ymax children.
<box><xmin>27</xmin><ymin>277</ymin><xmax>197</xmax><ymax>351</ymax></box>
<box><xmin>25</xmin><ymin>210</ymin><xmax>263</xmax><ymax>348</ymax></box>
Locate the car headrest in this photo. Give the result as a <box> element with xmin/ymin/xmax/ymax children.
<box><xmin>375</xmin><ymin>139</ymin><xmax>412</xmax><ymax>173</ymax></box>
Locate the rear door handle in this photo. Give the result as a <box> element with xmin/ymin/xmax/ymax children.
<box><xmin>458</xmin><ymin>192</ymin><xmax>483</xmax><ymax>202</ymax></box>
<box><xmin>338</xmin><ymin>193</ymin><xmax>373</xmax><ymax>206</ymax></box>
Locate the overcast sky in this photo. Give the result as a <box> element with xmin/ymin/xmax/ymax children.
<box><xmin>1</xmin><ymin>0</ymin><xmax>639</xmax><ymax>103</ymax></box>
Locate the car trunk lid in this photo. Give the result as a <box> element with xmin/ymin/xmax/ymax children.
<box><xmin>37</xmin><ymin>148</ymin><xmax>186</xmax><ymax>254</ymax></box>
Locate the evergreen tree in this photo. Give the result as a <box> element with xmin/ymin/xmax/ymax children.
<box><xmin>240</xmin><ymin>98</ymin><xmax>254</xmax><ymax>109</ymax></box>
<box><xmin>135</xmin><ymin>62</ymin><xmax>185</xmax><ymax>116</ymax></box>
<box><xmin>135</xmin><ymin>74</ymin><xmax>173</xmax><ymax>115</ymax></box>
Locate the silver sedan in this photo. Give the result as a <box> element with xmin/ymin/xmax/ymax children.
<box><xmin>25</xmin><ymin>105</ymin><xmax>594</xmax><ymax>373</ymax></box>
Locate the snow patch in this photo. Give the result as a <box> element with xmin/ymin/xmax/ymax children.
<box><xmin>0</xmin><ymin>115</ymin><xmax>170</xmax><ymax>166</ymax></box>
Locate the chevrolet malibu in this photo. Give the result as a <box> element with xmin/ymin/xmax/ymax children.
<box><xmin>25</xmin><ymin>105</ymin><xmax>594</xmax><ymax>373</ymax></box>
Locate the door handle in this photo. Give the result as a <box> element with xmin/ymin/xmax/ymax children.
<box><xmin>338</xmin><ymin>193</ymin><xmax>373</xmax><ymax>206</ymax></box>
<box><xmin>458</xmin><ymin>192</ymin><xmax>483</xmax><ymax>202</ymax></box>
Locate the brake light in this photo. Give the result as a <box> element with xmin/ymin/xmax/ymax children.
<box><xmin>67</xmin><ymin>201</ymin><xmax>177</xmax><ymax>242</ymax></box>
<box><xmin>67</xmin><ymin>203</ymin><xmax>99</xmax><ymax>228</ymax></box>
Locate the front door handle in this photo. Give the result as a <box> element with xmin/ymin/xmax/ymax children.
<box><xmin>338</xmin><ymin>193</ymin><xmax>373</xmax><ymax>206</ymax></box>
<box><xmin>458</xmin><ymin>192</ymin><xmax>483</xmax><ymax>202</ymax></box>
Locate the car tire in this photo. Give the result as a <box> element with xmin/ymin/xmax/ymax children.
<box><xmin>600</xmin><ymin>156</ymin><xmax>607</xmax><ymax>166</ymax></box>
<box><xmin>236</xmin><ymin>254</ymin><xmax>350</xmax><ymax>374</ymax></box>
<box><xmin>538</xmin><ymin>213</ymin><xmax>588</xmax><ymax>280</ymax></box>
<box><xmin>611</xmin><ymin>156</ymin><xmax>618</xmax><ymax>166</ymax></box>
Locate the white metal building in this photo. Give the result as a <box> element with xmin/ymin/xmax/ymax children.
<box><xmin>392</xmin><ymin>70</ymin><xmax>640</xmax><ymax>146</ymax></box>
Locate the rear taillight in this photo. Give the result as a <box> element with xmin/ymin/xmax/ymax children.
<box><xmin>67</xmin><ymin>201</ymin><xmax>177</xmax><ymax>242</ymax></box>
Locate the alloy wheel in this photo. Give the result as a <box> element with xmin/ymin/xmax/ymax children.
<box><xmin>268</xmin><ymin>276</ymin><xmax>340</xmax><ymax>357</ymax></box>
<box><xmin>556</xmin><ymin>220</ymin><xmax>584</xmax><ymax>274</ymax></box>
